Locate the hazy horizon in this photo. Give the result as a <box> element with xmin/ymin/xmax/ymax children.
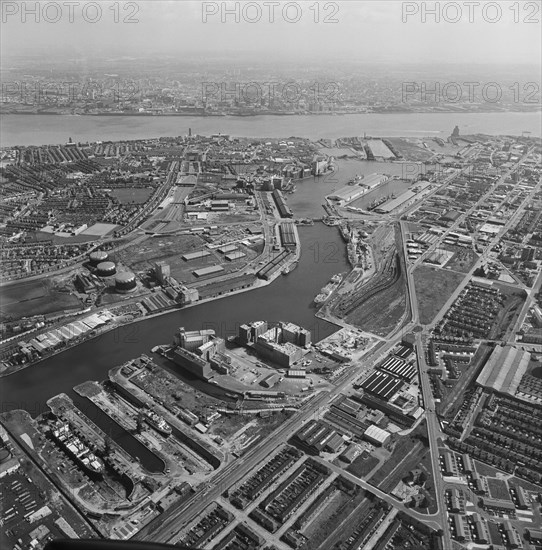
<box><xmin>2</xmin><ymin>0</ymin><xmax>541</xmax><ymax>66</ymax></box>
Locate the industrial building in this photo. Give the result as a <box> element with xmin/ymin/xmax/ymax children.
<box><xmin>327</xmin><ymin>173</ymin><xmax>390</xmax><ymax>204</ymax></box>
<box><xmin>279</xmin><ymin>223</ymin><xmax>297</xmax><ymax>250</ymax></box>
<box><xmin>476</xmin><ymin>345</ymin><xmax>530</xmax><ymax>397</ymax></box>
<box><xmin>379</xmin><ymin>356</ymin><xmax>417</xmax><ymax>382</ymax></box>
<box><xmin>182</xmin><ymin>250</ymin><xmax>212</xmax><ymax>261</ymax></box>
<box><xmin>294</xmin><ymin>420</ymin><xmax>344</xmax><ymax>454</ymax></box>
<box><xmin>271</xmin><ymin>189</ymin><xmax>293</xmax><ymax>218</ymax></box>
<box><xmin>197</xmin><ymin>274</ymin><xmax>255</xmax><ymax>300</ymax></box>
<box><xmin>154</xmin><ymin>261</ymin><xmax>171</xmax><ymax>284</ymax></box>
<box><xmin>217</xmin><ymin>244</ymin><xmax>238</xmax><ymax>254</ymax></box>
<box><xmin>257</xmin><ymin>250</ymin><xmax>293</xmax><ymax>280</ymax></box>
<box><xmin>192</xmin><ymin>265</ymin><xmax>224</xmax><ymax>278</ymax></box>
<box><xmin>238</xmin><ymin>321</ymin><xmax>311</xmax><ymax>368</ymax></box>
<box><xmin>171</xmin><ymin>327</ymin><xmax>225</xmax><ymax>380</ymax></box>
<box><xmin>361</xmin><ymin>371</ymin><xmax>404</xmax><ymax>401</ymax></box>
<box><xmin>375</xmin><ymin>181</ymin><xmax>432</xmax><ymax>214</ymax></box>
<box><xmin>363</xmin><ymin>425</ymin><xmax>391</xmax><ymax>446</ymax></box>
<box><xmin>224</xmin><ymin>251</ymin><xmax>246</xmax><ymax>261</ymax></box>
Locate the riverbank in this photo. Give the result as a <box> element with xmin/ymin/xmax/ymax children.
<box><xmin>2</xmin><ymin>111</ymin><xmax>541</xmax><ymax>147</ymax></box>
<box><xmin>0</xmin><ymin>224</ymin><xmax>307</xmax><ymax>379</ymax></box>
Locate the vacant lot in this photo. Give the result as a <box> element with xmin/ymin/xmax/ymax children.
<box><xmin>1</xmin><ymin>279</ymin><xmax>82</xmax><ymax>321</ymax></box>
<box><xmin>443</xmin><ymin>245</ymin><xmax>479</xmax><ymax>273</ymax></box>
<box><xmin>347</xmin><ymin>453</ymin><xmax>379</xmax><ymax>478</ymax></box>
<box><xmin>369</xmin><ymin>423</ymin><xmax>430</xmax><ymax>493</ymax></box>
<box><xmin>413</xmin><ymin>265</ymin><xmax>465</xmax><ymax>325</ymax></box>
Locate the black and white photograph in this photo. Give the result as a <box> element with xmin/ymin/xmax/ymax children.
<box><xmin>1</xmin><ymin>1</ymin><xmax>541</xmax><ymax>549</ymax></box>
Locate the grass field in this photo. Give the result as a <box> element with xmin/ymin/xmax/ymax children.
<box><xmin>413</xmin><ymin>265</ymin><xmax>466</xmax><ymax>325</ymax></box>
<box><xmin>347</xmin><ymin>453</ymin><xmax>380</xmax><ymax>478</ymax></box>
<box><xmin>1</xmin><ymin>279</ymin><xmax>83</xmax><ymax>321</ymax></box>
<box><xmin>487</xmin><ymin>477</ymin><xmax>512</xmax><ymax>501</ymax></box>
<box><xmin>369</xmin><ymin>423</ymin><xmax>430</xmax><ymax>492</ymax></box>
<box><xmin>109</xmin><ymin>187</ymin><xmax>153</xmax><ymax>204</ymax></box>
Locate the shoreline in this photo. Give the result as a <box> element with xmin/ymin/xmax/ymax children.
<box><xmin>2</xmin><ymin>108</ymin><xmax>540</xmax><ymax>118</ymax></box>
<box><xmin>0</xmin><ymin>237</ymin><xmax>318</xmax><ymax>379</ymax></box>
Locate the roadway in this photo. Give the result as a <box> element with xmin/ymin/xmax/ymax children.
<box><xmin>136</xmin><ymin>333</ymin><xmax>428</xmax><ymax>543</ymax></box>
<box><xmin>398</xmin><ymin>147</ymin><xmax>539</xmax><ymax>550</ymax></box>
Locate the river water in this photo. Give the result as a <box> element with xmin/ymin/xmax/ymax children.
<box><xmin>1</xmin><ymin>111</ymin><xmax>541</xmax><ymax>147</ymax></box>
<box><xmin>1</xmin><ymin>223</ymin><xmax>349</xmax><ymax>415</ymax></box>
<box><xmin>2</xmin><ymin>110</ymin><xmax>541</xmax><ymax>417</ymax></box>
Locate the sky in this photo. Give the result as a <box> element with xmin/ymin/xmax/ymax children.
<box><xmin>1</xmin><ymin>0</ymin><xmax>541</xmax><ymax>67</ymax></box>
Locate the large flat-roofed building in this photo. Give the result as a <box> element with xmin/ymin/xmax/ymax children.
<box><xmin>193</xmin><ymin>265</ymin><xmax>224</xmax><ymax>278</ymax></box>
<box><xmin>375</xmin><ymin>181</ymin><xmax>432</xmax><ymax>214</ymax></box>
<box><xmin>327</xmin><ymin>185</ymin><xmax>368</xmax><ymax>204</ymax></box>
<box><xmin>197</xmin><ymin>274</ymin><xmax>256</xmax><ymax>300</ymax></box>
<box><xmin>225</xmin><ymin>251</ymin><xmax>246</xmax><ymax>261</ymax></box>
<box><xmin>327</xmin><ymin>173</ymin><xmax>390</xmax><ymax>204</ymax></box>
<box><xmin>182</xmin><ymin>250</ymin><xmax>212</xmax><ymax>261</ymax></box>
<box><xmin>476</xmin><ymin>345</ymin><xmax>530</xmax><ymax>396</ymax></box>
<box><xmin>217</xmin><ymin>244</ymin><xmax>238</xmax><ymax>254</ymax></box>
<box><xmin>363</xmin><ymin>425</ymin><xmax>391</xmax><ymax>446</ymax></box>
<box><xmin>361</xmin><ymin>371</ymin><xmax>404</xmax><ymax>401</ymax></box>
<box><xmin>279</xmin><ymin>223</ymin><xmax>297</xmax><ymax>250</ymax></box>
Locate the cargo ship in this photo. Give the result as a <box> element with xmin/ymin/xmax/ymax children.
<box><xmin>143</xmin><ymin>410</ymin><xmax>172</xmax><ymax>436</ymax></box>
<box><xmin>51</xmin><ymin>421</ymin><xmax>105</xmax><ymax>476</ymax></box>
<box><xmin>314</xmin><ymin>293</ymin><xmax>328</xmax><ymax>305</ymax></box>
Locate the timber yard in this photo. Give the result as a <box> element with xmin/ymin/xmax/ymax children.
<box><xmin>1</xmin><ymin>128</ymin><xmax>542</xmax><ymax>550</ymax></box>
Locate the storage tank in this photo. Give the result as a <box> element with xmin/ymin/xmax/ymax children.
<box><xmin>115</xmin><ymin>271</ymin><xmax>137</xmax><ymax>293</ymax></box>
<box><xmin>89</xmin><ymin>250</ymin><xmax>109</xmax><ymax>266</ymax></box>
<box><xmin>96</xmin><ymin>261</ymin><xmax>116</xmax><ymax>277</ymax></box>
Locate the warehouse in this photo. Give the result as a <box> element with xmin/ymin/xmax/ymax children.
<box><xmin>363</xmin><ymin>425</ymin><xmax>391</xmax><ymax>446</ymax></box>
<box><xmin>379</xmin><ymin>357</ymin><xmax>416</xmax><ymax>382</ymax></box>
<box><xmin>272</xmin><ymin>189</ymin><xmax>293</xmax><ymax>218</ymax></box>
<box><xmin>197</xmin><ymin>274</ymin><xmax>255</xmax><ymax>299</ymax></box>
<box><xmin>182</xmin><ymin>250</ymin><xmax>211</xmax><ymax>261</ymax></box>
<box><xmin>476</xmin><ymin>345</ymin><xmax>530</xmax><ymax>396</ymax></box>
<box><xmin>261</xmin><ymin>373</ymin><xmax>280</xmax><ymax>388</ymax></box>
<box><xmin>327</xmin><ymin>185</ymin><xmax>368</xmax><ymax>204</ymax></box>
<box><xmin>279</xmin><ymin>223</ymin><xmax>297</xmax><ymax>250</ymax></box>
<box><xmin>361</xmin><ymin>371</ymin><xmax>404</xmax><ymax>401</ymax></box>
<box><xmin>217</xmin><ymin>244</ymin><xmax>238</xmax><ymax>254</ymax></box>
<box><xmin>225</xmin><ymin>251</ymin><xmax>246</xmax><ymax>261</ymax></box>
<box><xmin>193</xmin><ymin>265</ymin><xmax>224</xmax><ymax>278</ymax></box>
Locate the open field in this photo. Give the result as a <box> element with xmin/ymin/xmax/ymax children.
<box><xmin>109</xmin><ymin>188</ymin><xmax>153</xmax><ymax>204</ymax></box>
<box><xmin>0</xmin><ymin>279</ymin><xmax>83</xmax><ymax>321</ymax></box>
<box><xmin>413</xmin><ymin>265</ymin><xmax>466</xmax><ymax>325</ymax></box>
<box><xmin>369</xmin><ymin>423</ymin><xmax>430</xmax><ymax>492</ymax></box>
<box><xmin>487</xmin><ymin>477</ymin><xmax>511</xmax><ymax>501</ymax></box>
<box><xmin>347</xmin><ymin>452</ymin><xmax>380</xmax><ymax>478</ymax></box>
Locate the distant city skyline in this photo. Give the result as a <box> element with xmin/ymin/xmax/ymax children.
<box><xmin>2</xmin><ymin>0</ymin><xmax>541</xmax><ymax>66</ymax></box>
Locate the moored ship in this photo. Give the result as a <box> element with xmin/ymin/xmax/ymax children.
<box><xmin>51</xmin><ymin>421</ymin><xmax>105</xmax><ymax>476</ymax></box>
<box><xmin>143</xmin><ymin>409</ymin><xmax>172</xmax><ymax>436</ymax></box>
